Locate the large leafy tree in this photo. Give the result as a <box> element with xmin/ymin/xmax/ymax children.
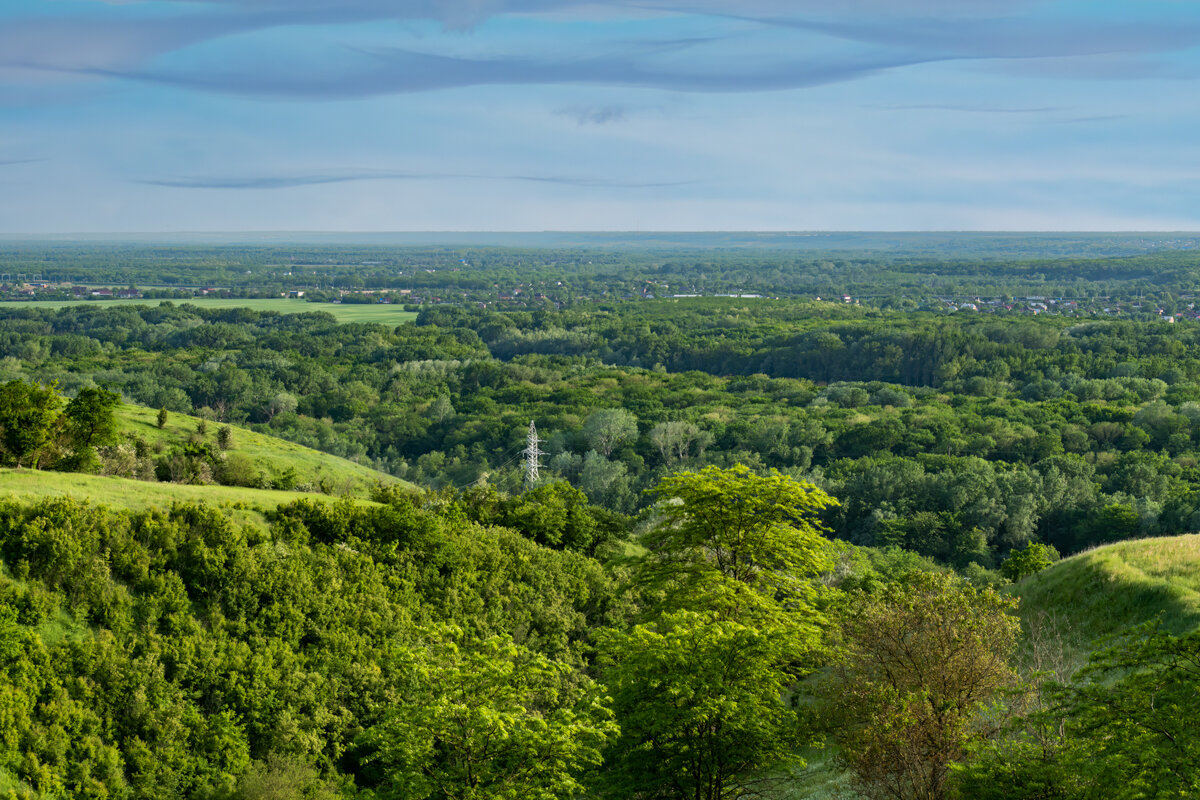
<box><xmin>597</xmin><ymin>466</ymin><xmax>839</xmax><ymax>800</ymax></box>
<box><xmin>824</xmin><ymin>570</ymin><xmax>1020</xmax><ymax>800</ymax></box>
<box><xmin>597</xmin><ymin>611</ymin><xmax>810</xmax><ymax>800</ymax></box>
<box><xmin>61</xmin><ymin>386</ymin><xmax>122</xmax><ymax>470</ymax></box>
<box><xmin>582</xmin><ymin>408</ymin><xmax>638</xmax><ymax>457</ymax></box>
<box><xmin>641</xmin><ymin>464</ymin><xmax>838</xmax><ymax>623</ymax></box>
<box><xmin>361</xmin><ymin>628</ymin><xmax>616</xmax><ymax>800</ymax></box>
<box><xmin>0</xmin><ymin>380</ymin><xmax>63</xmax><ymax>468</ymax></box>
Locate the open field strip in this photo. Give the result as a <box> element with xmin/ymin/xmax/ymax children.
<box><xmin>0</xmin><ymin>297</ymin><xmax>418</xmax><ymax>324</ymax></box>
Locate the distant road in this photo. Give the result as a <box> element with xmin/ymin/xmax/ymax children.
<box><xmin>0</xmin><ymin>297</ymin><xmax>418</xmax><ymax>325</ymax></box>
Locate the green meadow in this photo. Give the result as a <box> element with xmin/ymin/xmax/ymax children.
<box><xmin>0</xmin><ymin>297</ymin><xmax>418</xmax><ymax>324</ymax></box>
<box><xmin>0</xmin><ymin>469</ymin><xmax>375</xmax><ymax>530</ymax></box>
<box><xmin>1014</xmin><ymin>533</ymin><xmax>1200</xmax><ymax>659</ymax></box>
<box><xmin>116</xmin><ymin>403</ymin><xmax>406</xmax><ymax>496</ymax></box>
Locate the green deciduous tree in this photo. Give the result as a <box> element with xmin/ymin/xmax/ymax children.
<box><xmin>583</xmin><ymin>408</ymin><xmax>638</xmax><ymax>457</ymax></box>
<box><xmin>0</xmin><ymin>380</ymin><xmax>64</xmax><ymax>468</ymax></box>
<box><xmin>361</xmin><ymin>628</ymin><xmax>616</xmax><ymax>800</ymax></box>
<box><xmin>648</xmin><ymin>421</ymin><xmax>706</xmax><ymax>465</ymax></box>
<box><xmin>597</xmin><ymin>466</ymin><xmax>839</xmax><ymax>800</ymax></box>
<box><xmin>824</xmin><ymin>570</ymin><xmax>1020</xmax><ymax>800</ymax></box>
<box><xmin>61</xmin><ymin>386</ymin><xmax>122</xmax><ymax>471</ymax></box>
<box><xmin>1000</xmin><ymin>541</ymin><xmax>1059</xmax><ymax>582</ymax></box>
<box><xmin>958</xmin><ymin>625</ymin><xmax>1200</xmax><ymax>800</ymax></box>
<box><xmin>64</xmin><ymin>387</ymin><xmax>121</xmax><ymax>451</ymax></box>
<box><xmin>597</xmin><ymin>611</ymin><xmax>810</xmax><ymax>800</ymax></box>
<box><xmin>641</xmin><ymin>464</ymin><xmax>838</xmax><ymax>622</ymax></box>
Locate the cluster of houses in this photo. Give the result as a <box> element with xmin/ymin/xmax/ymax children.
<box><xmin>931</xmin><ymin>295</ymin><xmax>1192</xmax><ymax>321</ymax></box>
<box><xmin>0</xmin><ymin>281</ymin><xmax>143</xmax><ymax>300</ymax></box>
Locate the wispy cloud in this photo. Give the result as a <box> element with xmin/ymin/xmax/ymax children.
<box><xmin>872</xmin><ymin>104</ymin><xmax>1062</xmax><ymax>113</ymax></box>
<box><xmin>134</xmin><ymin>169</ymin><xmax>697</xmax><ymax>189</ymax></box>
<box><xmin>746</xmin><ymin>15</ymin><xmax>1200</xmax><ymax>60</ymax></box>
<box><xmin>0</xmin><ymin>158</ymin><xmax>46</xmax><ymax>167</ymax></box>
<box><xmin>69</xmin><ymin>45</ymin><xmax>943</xmax><ymax>99</ymax></box>
<box><xmin>556</xmin><ymin>105</ymin><xmax>631</xmax><ymax>124</ymax></box>
<box><xmin>11</xmin><ymin>0</ymin><xmax>1195</xmax><ymax>102</ymax></box>
<box><xmin>0</xmin><ymin>15</ymin><xmax>263</xmax><ymax>74</ymax></box>
<box><xmin>82</xmin><ymin>0</ymin><xmax>1046</xmax><ymax>27</ymax></box>
<box><xmin>1053</xmin><ymin>114</ymin><xmax>1129</xmax><ymax>124</ymax></box>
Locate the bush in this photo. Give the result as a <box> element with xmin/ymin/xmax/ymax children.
<box><xmin>1000</xmin><ymin>542</ymin><xmax>1060</xmax><ymax>582</ymax></box>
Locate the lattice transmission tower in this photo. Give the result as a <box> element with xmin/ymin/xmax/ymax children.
<box><xmin>521</xmin><ymin>420</ymin><xmax>545</xmax><ymax>488</ymax></box>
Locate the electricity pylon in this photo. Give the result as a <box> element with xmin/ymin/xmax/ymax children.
<box><xmin>521</xmin><ymin>420</ymin><xmax>545</xmax><ymax>489</ymax></box>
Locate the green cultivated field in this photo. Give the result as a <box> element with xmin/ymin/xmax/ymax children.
<box><xmin>0</xmin><ymin>297</ymin><xmax>418</xmax><ymax>324</ymax></box>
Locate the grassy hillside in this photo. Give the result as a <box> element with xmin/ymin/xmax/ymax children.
<box><xmin>1014</xmin><ymin>534</ymin><xmax>1200</xmax><ymax>656</ymax></box>
<box><xmin>117</xmin><ymin>403</ymin><xmax>405</xmax><ymax>496</ymax></box>
<box><xmin>0</xmin><ymin>297</ymin><xmax>418</xmax><ymax>324</ymax></box>
<box><xmin>0</xmin><ymin>469</ymin><xmax>374</xmax><ymax>529</ymax></box>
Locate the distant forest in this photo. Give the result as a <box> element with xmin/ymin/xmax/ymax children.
<box><xmin>4</xmin><ymin>292</ymin><xmax>1200</xmax><ymax>565</ymax></box>
<box><xmin>0</xmin><ymin>238</ymin><xmax>1199</xmax><ymax>798</ymax></box>
<box><xmin>3</xmin><ymin>234</ymin><xmax>1200</xmax><ymax>311</ymax></box>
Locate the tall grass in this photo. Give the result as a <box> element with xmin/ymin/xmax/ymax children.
<box><xmin>1014</xmin><ymin>534</ymin><xmax>1200</xmax><ymax>658</ymax></box>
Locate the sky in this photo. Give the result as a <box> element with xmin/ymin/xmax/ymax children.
<box><xmin>2</xmin><ymin>0</ymin><xmax>1200</xmax><ymax>233</ymax></box>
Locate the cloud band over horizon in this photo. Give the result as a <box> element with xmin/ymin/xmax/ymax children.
<box><xmin>2</xmin><ymin>0</ymin><xmax>1200</xmax><ymax>231</ymax></box>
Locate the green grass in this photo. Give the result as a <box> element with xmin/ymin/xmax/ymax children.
<box><xmin>0</xmin><ymin>403</ymin><xmax>413</xmax><ymax>530</ymax></box>
<box><xmin>0</xmin><ymin>468</ymin><xmax>374</xmax><ymax>530</ymax></box>
<box><xmin>1013</xmin><ymin>534</ymin><xmax>1200</xmax><ymax>657</ymax></box>
<box><xmin>785</xmin><ymin>747</ymin><xmax>860</xmax><ymax>800</ymax></box>
<box><xmin>117</xmin><ymin>404</ymin><xmax>406</xmax><ymax>496</ymax></box>
<box><xmin>0</xmin><ymin>297</ymin><xmax>418</xmax><ymax>325</ymax></box>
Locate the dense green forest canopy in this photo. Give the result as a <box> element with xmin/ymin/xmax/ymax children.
<box><xmin>4</xmin><ymin>297</ymin><xmax>1200</xmax><ymax>565</ymax></box>
<box><xmin>3</xmin><ymin>238</ymin><xmax>1200</xmax><ymax>798</ymax></box>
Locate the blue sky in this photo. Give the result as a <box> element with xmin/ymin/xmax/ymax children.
<box><xmin>2</xmin><ymin>0</ymin><xmax>1200</xmax><ymax>232</ymax></box>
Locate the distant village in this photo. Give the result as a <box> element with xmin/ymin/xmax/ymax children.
<box><xmin>0</xmin><ymin>277</ymin><xmax>1193</xmax><ymax>322</ymax></box>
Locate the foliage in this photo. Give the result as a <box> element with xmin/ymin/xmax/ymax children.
<box><xmin>0</xmin><ymin>380</ymin><xmax>63</xmax><ymax>468</ymax></box>
<box><xmin>9</xmin><ymin>240</ymin><xmax>1200</xmax><ymax>797</ymax></box>
<box><xmin>0</xmin><ymin>492</ymin><xmax>621</xmax><ymax>797</ymax></box>
<box><xmin>1001</xmin><ymin>542</ymin><xmax>1060</xmax><ymax>582</ymax></box>
<box><xmin>361</xmin><ymin>627</ymin><xmax>616</xmax><ymax>800</ymax></box>
<box><xmin>958</xmin><ymin>625</ymin><xmax>1200</xmax><ymax>800</ymax></box>
<box><xmin>460</xmin><ymin>481</ymin><xmax>628</xmax><ymax>555</ymax></box>
<box><xmin>642</xmin><ymin>464</ymin><xmax>837</xmax><ymax>622</ymax></box>
<box><xmin>595</xmin><ymin>466</ymin><xmax>838</xmax><ymax>800</ymax></box>
<box><xmin>59</xmin><ymin>386</ymin><xmax>122</xmax><ymax>471</ymax></box>
<box><xmin>824</xmin><ymin>570</ymin><xmax>1020</xmax><ymax>800</ymax></box>
<box><xmin>597</xmin><ymin>611</ymin><xmax>810</xmax><ymax>800</ymax></box>
<box><xmin>8</xmin><ymin>297</ymin><xmax>1200</xmax><ymax>563</ymax></box>
<box><xmin>583</xmin><ymin>409</ymin><xmax>638</xmax><ymax>457</ymax></box>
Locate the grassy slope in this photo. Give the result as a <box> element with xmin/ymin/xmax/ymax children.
<box><xmin>0</xmin><ymin>469</ymin><xmax>373</xmax><ymax>530</ymax></box>
<box><xmin>117</xmin><ymin>403</ymin><xmax>404</xmax><ymax>496</ymax></box>
<box><xmin>0</xmin><ymin>403</ymin><xmax>408</xmax><ymax>530</ymax></box>
<box><xmin>1014</xmin><ymin>534</ymin><xmax>1200</xmax><ymax>650</ymax></box>
<box><xmin>0</xmin><ymin>297</ymin><xmax>418</xmax><ymax>325</ymax></box>
<box><xmin>795</xmin><ymin>537</ymin><xmax>1200</xmax><ymax>800</ymax></box>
